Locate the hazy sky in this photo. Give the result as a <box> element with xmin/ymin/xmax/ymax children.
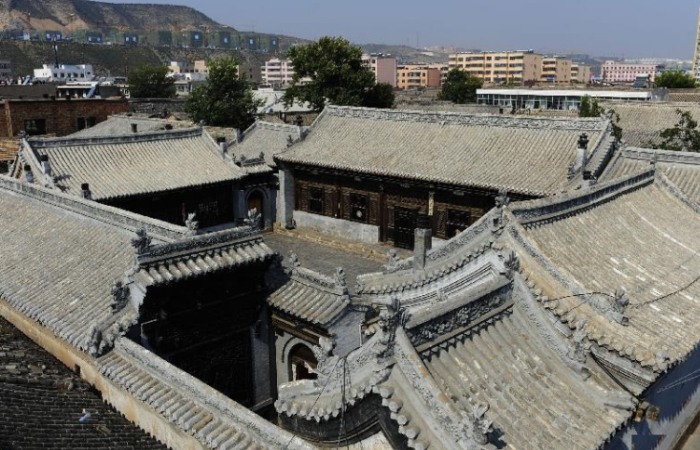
<box><xmin>109</xmin><ymin>0</ymin><xmax>699</xmax><ymax>59</ymax></box>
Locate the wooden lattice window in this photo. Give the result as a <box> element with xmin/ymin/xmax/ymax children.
<box><xmin>309</xmin><ymin>187</ymin><xmax>324</xmax><ymax>214</ymax></box>
<box><xmin>447</xmin><ymin>209</ymin><xmax>471</xmax><ymax>238</ymax></box>
<box><xmin>350</xmin><ymin>193</ymin><xmax>369</xmax><ymax>223</ymax></box>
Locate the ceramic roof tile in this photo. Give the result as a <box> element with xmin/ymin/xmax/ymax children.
<box><xmin>25</xmin><ymin>128</ymin><xmax>244</xmax><ymax>201</ymax></box>
<box><xmin>603</xmin><ymin>102</ymin><xmax>700</xmax><ymax>147</ymax></box>
<box><xmin>68</xmin><ymin>115</ymin><xmax>192</xmax><ymax>138</ymax></box>
<box><xmin>276</xmin><ymin>106</ymin><xmax>609</xmax><ymax>196</ymax></box>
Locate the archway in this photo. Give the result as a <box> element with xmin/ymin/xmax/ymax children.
<box><xmin>288</xmin><ymin>344</ymin><xmax>318</xmax><ymax>381</ymax></box>
<box><xmin>247</xmin><ymin>190</ymin><xmax>265</xmax><ymax>227</ymax></box>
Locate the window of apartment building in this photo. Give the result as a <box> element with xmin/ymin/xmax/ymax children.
<box><xmin>309</xmin><ymin>187</ymin><xmax>325</xmax><ymax>214</ymax></box>
<box><xmin>24</xmin><ymin>119</ymin><xmax>47</xmax><ymax>136</ymax></box>
<box><xmin>77</xmin><ymin>117</ymin><xmax>97</xmax><ymax>130</ymax></box>
<box><xmin>447</xmin><ymin>209</ymin><xmax>471</xmax><ymax>238</ymax></box>
<box><xmin>350</xmin><ymin>193</ymin><xmax>369</xmax><ymax>223</ymax></box>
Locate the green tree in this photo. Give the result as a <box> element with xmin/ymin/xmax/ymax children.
<box><xmin>655</xmin><ymin>109</ymin><xmax>700</xmax><ymax>151</ymax></box>
<box><xmin>437</xmin><ymin>68</ymin><xmax>483</xmax><ymax>104</ymax></box>
<box><xmin>282</xmin><ymin>36</ymin><xmax>394</xmax><ymax>110</ymax></box>
<box><xmin>578</xmin><ymin>95</ymin><xmax>605</xmax><ymax>118</ymax></box>
<box><xmin>184</xmin><ymin>57</ymin><xmax>261</xmax><ymax>129</ymax></box>
<box><xmin>128</xmin><ymin>64</ymin><xmax>176</xmax><ymax>98</ymax></box>
<box><xmin>654</xmin><ymin>70</ymin><xmax>697</xmax><ymax>89</ymax></box>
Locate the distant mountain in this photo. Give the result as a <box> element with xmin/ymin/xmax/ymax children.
<box><xmin>1</xmin><ymin>0</ymin><xmax>224</xmax><ymax>34</ymax></box>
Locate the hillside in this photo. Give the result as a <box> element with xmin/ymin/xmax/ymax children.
<box><xmin>2</xmin><ymin>40</ymin><xmax>271</xmax><ymax>78</ymax></box>
<box><xmin>1</xmin><ymin>0</ymin><xmax>222</xmax><ymax>34</ymax></box>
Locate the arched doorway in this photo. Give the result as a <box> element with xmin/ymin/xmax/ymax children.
<box><xmin>247</xmin><ymin>190</ymin><xmax>265</xmax><ymax>227</ymax></box>
<box><xmin>288</xmin><ymin>344</ymin><xmax>318</xmax><ymax>381</ymax></box>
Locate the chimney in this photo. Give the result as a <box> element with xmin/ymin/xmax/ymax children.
<box><xmin>40</xmin><ymin>154</ymin><xmax>51</xmax><ymax>176</ymax></box>
<box><xmin>233</xmin><ymin>128</ymin><xmax>242</xmax><ymax>143</ymax></box>
<box><xmin>296</xmin><ymin>115</ymin><xmax>305</xmax><ymax>140</ymax></box>
<box><xmin>575</xmin><ymin>133</ymin><xmax>589</xmax><ymax>171</ymax></box>
<box><xmin>413</xmin><ymin>214</ymin><xmax>432</xmax><ymax>270</ymax></box>
<box><xmin>81</xmin><ymin>183</ymin><xmax>92</xmax><ymax>200</ymax></box>
<box><xmin>131</xmin><ymin>123</ymin><xmax>138</xmax><ymax>133</ymax></box>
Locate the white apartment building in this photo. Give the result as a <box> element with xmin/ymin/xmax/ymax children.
<box><xmin>33</xmin><ymin>64</ymin><xmax>95</xmax><ymax>82</ymax></box>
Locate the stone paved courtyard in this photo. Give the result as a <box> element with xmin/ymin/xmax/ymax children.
<box><xmin>264</xmin><ymin>233</ymin><xmax>385</xmax><ymax>294</ymax></box>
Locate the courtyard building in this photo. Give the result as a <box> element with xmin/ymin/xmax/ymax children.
<box><xmin>275</xmin><ymin>106</ymin><xmax>617</xmax><ymax>249</ymax></box>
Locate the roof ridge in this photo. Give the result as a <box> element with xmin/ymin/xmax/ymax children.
<box><xmin>256</xmin><ymin>121</ymin><xmax>304</xmax><ymax>132</ymax></box>
<box><xmin>509</xmin><ymin>168</ymin><xmax>656</xmax><ymax>226</ymax></box>
<box><xmin>325</xmin><ymin>105</ymin><xmax>608</xmax><ymax>130</ymax></box>
<box><xmin>28</xmin><ymin>127</ymin><xmax>203</xmax><ymax>148</ymax></box>
<box><xmin>0</xmin><ymin>175</ymin><xmax>189</xmax><ymax>242</ymax></box>
<box><xmin>624</xmin><ymin>146</ymin><xmax>700</xmax><ymax>165</ymax></box>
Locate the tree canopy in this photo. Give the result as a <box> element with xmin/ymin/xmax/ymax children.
<box><xmin>578</xmin><ymin>95</ymin><xmax>605</xmax><ymax>118</ymax></box>
<box><xmin>653</xmin><ymin>109</ymin><xmax>700</xmax><ymax>152</ymax></box>
<box><xmin>282</xmin><ymin>36</ymin><xmax>394</xmax><ymax>110</ymax></box>
<box><xmin>128</xmin><ymin>64</ymin><xmax>176</xmax><ymax>99</ymax></box>
<box><xmin>437</xmin><ymin>68</ymin><xmax>482</xmax><ymax>104</ymax></box>
<box><xmin>184</xmin><ymin>57</ymin><xmax>261</xmax><ymax>130</ymax></box>
<box><xmin>654</xmin><ymin>70</ymin><xmax>697</xmax><ymax>89</ymax></box>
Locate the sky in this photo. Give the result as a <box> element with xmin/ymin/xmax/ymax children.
<box><xmin>109</xmin><ymin>0</ymin><xmax>700</xmax><ymax>59</ymax></box>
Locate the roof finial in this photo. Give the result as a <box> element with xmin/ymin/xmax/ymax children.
<box><xmin>131</xmin><ymin>228</ymin><xmax>152</xmax><ymax>255</ymax></box>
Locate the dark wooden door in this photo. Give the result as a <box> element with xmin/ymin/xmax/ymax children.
<box><xmin>394</xmin><ymin>207</ymin><xmax>417</xmax><ymax>250</ymax></box>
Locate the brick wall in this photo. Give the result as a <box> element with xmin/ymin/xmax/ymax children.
<box><xmin>0</xmin><ymin>98</ymin><xmax>130</xmax><ymax>138</ymax></box>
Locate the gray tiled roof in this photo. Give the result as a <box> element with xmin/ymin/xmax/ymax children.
<box><xmin>423</xmin><ymin>305</ymin><xmax>629</xmax><ymax>450</ymax></box>
<box><xmin>69</xmin><ymin>115</ymin><xmax>193</xmax><ymax>138</ymax></box>
<box><xmin>603</xmin><ymin>147</ymin><xmax>700</xmax><ymax>205</ymax></box>
<box><xmin>510</xmin><ymin>170</ymin><xmax>700</xmax><ymax>374</ymax></box>
<box><xmin>229</xmin><ymin>121</ymin><xmax>303</xmax><ymax>169</ymax></box>
<box><xmin>603</xmin><ymin>102</ymin><xmax>700</xmax><ymax>148</ymax></box>
<box><xmin>0</xmin><ymin>177</ymin><xmax>159</xmax><ymax>352</ymax></box>
<box><xmin>276</xmin><ymin>106</ymin><xmax>610</xmax><ymax>196</ymax></box>
<box><xmin>268</xmin><ymin>266</ymin><xmax>350</xmax><ymax>326</ymax></box>
<box><xmin>24</xmin><ymin>128</ymin><xmax>244</xmax><ymax>201</ymax></box>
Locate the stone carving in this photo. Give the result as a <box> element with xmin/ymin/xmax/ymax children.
<box><xmin>649</xmin><ymin>152</ymin><xmax>658</xmax><ymax>168</ymax></box>
<box><xmin>131</xmin><ymin>228</ymin><xmax>152</xmax><ymax>254</ymax></box>
<box><xmin>503</xmin><ymin>250</ymin><xmax>520</xmax><ymax>280</ymax></box>
<box><xmin>610</xmin><ymin>288</ymin><xmax>630</xmax><ymax>325</ymax></box>
<box><xmin>287</xmin><ymin>135</ymin><xmax>294</xmax><ymax>147</ymax></box>
<box><xmin>334</xmin><ymin>267</ymin><xmax>347</xmax><ymax>291</ymax></box>
<box><xmin>410</xmin><ymin>291</ymin><xmax>507</xmax><ymax>347</ymax></box>
<box><xmin>244</xmin><ymin>208</ymin><xmax>262</xmax><ymax>230</ymax></box>
<box><xmin>139</xmin><ymin>229</ymin><xmax>261</xmax><ymax>260</ymax></box>
<box><xmin>185</xmin><ymin>213</ymin><xmax>198</xmax><ymax>234</ymax></box>
<box><xmin>568</xmin><ymin>320</ymin><xmax>590</xmax><ymax>366</ymax></box>
<box><xmin>377</xmin><ymin>297</ymin><xmax>410</xmax><ymax>359</ymax></box>
<box><xmin>110</xmin><ymin>281</ymin><xmax>130</xmax><ymax>312</ymax></box>
<box><xmin>311</xmin><ymin>337</ymin><xmax>339</xmax><ymax>384</ymax></box>
<box><xmin>289</xmin><ymin>251</ymin><xmax>301</xmax><ymax>268</ymax></box>
<box><xmin>385</xmin><ymin>249</ymin><xmax>401</xmax><ymax>271</ymax></box>
<box><xmin>494</xmin><ymin>189</ymin><xmax>510</xmax><ymax>208</ymax></box>
<box><xmin>461</xmin><ymin>402</ymin><xmax>493</xmax><ymax>446</ymax></box>
<box><xmin>567</xmin><ymin>163</ymin><xmax>576</xmax><ymax>181</ymax></box>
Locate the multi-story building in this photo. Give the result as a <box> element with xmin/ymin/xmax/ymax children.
<box><xmin>261</xmin><ymin>58</ymin><xmax>295</xmax><ymax>87</ymax></box>
<box><xmin>34</xmin><ymin>64</ymin><xmax>95</xmax><ymax>82</ymax></box>
<box><xmin>571</xmin><ymin>63</ymin><xmax>592</xmax><ymax>84</ymax></box>
<box><xmin>449</xmin><ymin>50</ymin><xmax>542</xmax><ymax>85</ymax></box>
<box><xmin>396</xmin><ymin>65</ymin><xmax>442</xmax><ymax>90</ymax></box>
<box><xmin>168</xmin><ymin>60</ymin><xmax>209</xmax><ymax>76</ymax></box>
<box><xmin>0</xmin><ymin>61</ymin><xmax>11</xmax><ymax>82</ymax></box>
<box><xmin>541</xmin><ymin>57</ymin><xmax>572</xmax><ymax>83</ymax></box>
<box><xmin>427</xmin><ymin>63</ymin><xmax>450</xmax><ymax>84</ymax></box>
<box><xmin>601</xmin><ymin>60</ymin><xmax>660</xmax><ymax>83</ymax></box>
<box><xmin>362</xmin><ymin>54</ymin><xmax>397</xmax><ymax>87</ymax></box>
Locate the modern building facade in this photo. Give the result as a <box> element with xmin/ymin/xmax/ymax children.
<box><xmin>601</xmin><ymin>60</ymin><xmax>660</xmax><ymax>83</ymax></box>
<box><xmin>571</xmin><ymin>63</ymin><xmax>593</xmax><ymax>83</ymax></box>
<box><xmin>362</xmin><ymin>54</ymin><xmax>398</xmax><ymax>87</ymax></box>
<box><xmin>541</xmin><ymin>57</ymin><xmax>572</xmax><ymax>83</ymax></box>
<box><xmin>396</xmin><ymin>65</ymin><xmax>442</xmax><ymax>89</ymax></box>
<box><xmin>477</xmin><ymin>88</ymin><xmax>654</xmax><ymax>110</ymax></box>
<box><xmin>33</xmin><ymin>64</ymin><xmax>95</xmax><ymax>82</ymax></box>
<box><xmin>449</xmin><ymin>50</ymin><xmax>542</xmax><ymax>84</ymax></box>
<box><xmin>262</xmin><ymin>58</ymin><xmax>295</xmax><ymax>87</ymax></box>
